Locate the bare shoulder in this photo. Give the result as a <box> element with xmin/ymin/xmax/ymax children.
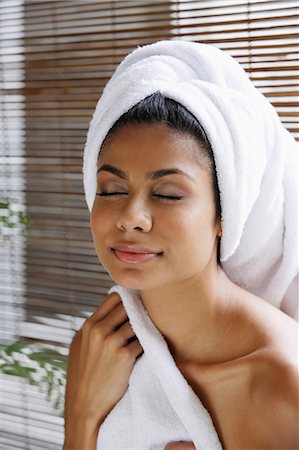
<box><xmin>236</xmin><ymin>288</ymin><xmax>299</xmax><ymax>447</ymax></box>
<box><xmin>251</xmin><ymin>339</ymin><xmax>299</xmax><ymax>448</ymax></box>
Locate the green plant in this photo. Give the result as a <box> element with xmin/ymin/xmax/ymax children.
<box><xmin>0</xmin><ymin>201</ymin><xmax>68</xmax><ymax>414</ymax></box>
<box><xmin>0</xmin><ymin>201</ymin><xmax>67</xmax><ymax>414</ymax></box>
<box><xmin>0</xmin><ymin>198</ymin><xmax>32</xmax><ymax>239</ymax></box>
<box><xmin>0</xmin><ymin>341</ymin><xmax>67</xmax><ymax>415</ymax></box>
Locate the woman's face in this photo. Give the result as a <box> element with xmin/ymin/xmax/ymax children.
<box><xmin>90</xmin><ymin>123</ymin><xmax>221</xmax><ymax>290</ymax></box>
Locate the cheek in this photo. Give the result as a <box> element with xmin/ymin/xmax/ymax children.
<box><xmin>91</xmin><ymin>204</ymin><xmax>114</xmax><ymax>230</ymax></box>
<box><xmin>90</xmin><ymin>210</ymin><xmax>111</xmax><ymax>265</ymax></box>
<box><xmin>170</xmin><ymin>205</ymin><xmax>206</xmax><ymax>232</ymax></box>
<box><xmin>169</xmin><ymin>205</ymin><xmax>216</xmax><ymax>251</ymax></box>
<box><xmin>90</xmin><ymin>208</ymin><xmax>100</xmax><ymax>237</ymax></box>
<box><xmin>90</xmin><ymin>208</ymin><xmax>109</xmax><ymax>246</ymax></box>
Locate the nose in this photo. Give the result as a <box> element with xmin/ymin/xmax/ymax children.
<box><xmin>116</xmin><ymin>195</ymin><xmax>152</xmax><ymax>233</ymax></box>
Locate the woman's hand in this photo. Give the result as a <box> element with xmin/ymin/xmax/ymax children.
<box><xmin>64</xmin><ymin>292</ymin><xmax>144</xmax><ymax>447</ymax></box>
<box><xmin>164</xmin><ymin>442</ymin><xmax>196</xmax><ymax>450</ymax></box>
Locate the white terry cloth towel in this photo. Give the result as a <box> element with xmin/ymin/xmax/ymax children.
<box><xmin>83</xmin><ymin>39</ymin><xmax>298</xmax><ymax>319</ymax></box>
<box><xmin>96</xmin><ymin>285</ymin><xmax>223</xmax><ymax>450</ymax></box>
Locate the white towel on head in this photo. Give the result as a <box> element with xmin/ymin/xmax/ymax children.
<box><xmin>83</xmin><ymin>39</ymin><xmax>298</xmax><ymax>319</ymax></box>
<box><xmin>96</xmin><ymin>285</ymin><xmax>222</xmax><ymax>450</ymax></box>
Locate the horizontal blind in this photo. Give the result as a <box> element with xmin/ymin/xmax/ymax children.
<box><xmin>1</xmin><ymin>1</ymin><xmax>174</xmax><ymax>449</ymax></box>
<box><xmin>0</xmin><ymin>0</ymin><xmax>26</xmax><ymax>343</ymax></box>
<box><xmin>1</xmin><ymin>1</ymin><xmax>298</xmax><ymax>449</ymax></box>
<box><xmin>23</xmin><ymin>1</ymin><xmax>174</xmax><ymax>349</ymax></box>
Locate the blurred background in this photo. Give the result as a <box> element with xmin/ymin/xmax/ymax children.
<box><xmin>0</xmin><ymin>0</ymin><xmax>298</xmax><ymax>448</ymax></box>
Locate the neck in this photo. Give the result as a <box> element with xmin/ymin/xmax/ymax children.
<box><xmin>140</xmin><ymin>265</ymin><xmax>238</xmax><ymax>365</ymax></box>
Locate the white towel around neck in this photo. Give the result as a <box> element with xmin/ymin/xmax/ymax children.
<box><xmin>96</xmin><ymin>286</ymin><xmax>222</xmax><ymax>450</ymax></box>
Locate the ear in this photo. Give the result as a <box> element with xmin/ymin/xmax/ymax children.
<box><xmin>216</xmin><ymin>216</ymin><xmax>222</xmax><ymax>237</ymax></box>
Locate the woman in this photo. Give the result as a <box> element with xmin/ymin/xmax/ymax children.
<box><xmin>63</xmin><ymin>41</ymin><xmax>298</xmax><ymax>449</ymax></box>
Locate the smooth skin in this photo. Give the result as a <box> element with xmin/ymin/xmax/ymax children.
<box><xmin>64</xmin><ymin>123</ymin><xmax>298</xmax><ymax>449</ymax></box>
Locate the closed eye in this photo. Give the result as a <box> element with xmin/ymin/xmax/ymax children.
<box><xmin>96</xmin><ymin>192</ymin><xmax>127</xmax><ymax>197</ymax></box>
<box><xmin>153</xmin><ymin>194</ymin><xmax>183</xmax><ymax>201</ymax></box>
<box><xmin>96</xmin><ymin>192</ymin><xmax>183</xmax><ymax>201</ymax></box>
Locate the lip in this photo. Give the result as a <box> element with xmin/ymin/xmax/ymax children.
<box><xmin>111</xmin><ymin>242</ymin><xmax>163</xmax><ymax>265</ymax></box>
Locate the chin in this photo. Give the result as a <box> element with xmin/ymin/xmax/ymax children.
<box><xmin>110</xmin><ymin>275</ymin><xmax>153</xmax><ymax>290</ymax></box>
<box><xmin>108</xmin><ymin>269</ymin><xmax>164</xmax><ymax>291</ymax></box>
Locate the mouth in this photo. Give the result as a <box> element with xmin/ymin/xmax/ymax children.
<box><xmin>111</xmin><ymin>243</ymin><xmax>163</xmax><ymax>265</ymax></box>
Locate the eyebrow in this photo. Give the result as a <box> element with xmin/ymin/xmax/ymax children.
<box><xmin>97</xmin><ymin>164</ymin><xmax>128</xmax><ymax>179</ymax></box>
<box><xmin>97</xmin><ymin>164</ymin><xmax>196</xmax><ymax>182</ymax></box>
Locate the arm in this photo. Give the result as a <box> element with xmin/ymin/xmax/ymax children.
<box><xmin>63</xmin><ymin>331</ymin><xmax>103</xmax><ymax>449</ymax></box>
<box><xmin>63</xmin><ymin>292</ymin><xmax>144</xmax><ymax>449</ymax></box>
<box><xmin>252</xmin><ymin>355</ymin><xmax>299</xmax><ymax>449</ymax></box>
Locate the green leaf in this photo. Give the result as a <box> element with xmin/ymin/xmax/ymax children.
<box><xmin>0</xmin><ymin>340</ymin><xmax>67</xmax><ymax>414</ymax></box>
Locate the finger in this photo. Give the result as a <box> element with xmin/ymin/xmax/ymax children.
<box><xmin>88</xmin><ymin>292</ymin><xmax>122</xmax><ymax>323</ymax></box>
<box><xmin>113</xmin><ymin>320</ymin><xmax>136</xmax><ymax>345</ymax></box>
<box><xmin>164</xmin><ymin>443</ymin><xmax>196</xmax><ymax>450</ymax></box>
<box><xmin>80</xmin><ymin>295</ymin><xmax>126</xmax><ymax>339</ymax></box>
<box><xmin>126</xmin><ymin>338</ymin><xmax>144</xmax><ymax>358</ymax></box>
<box><xmin>101</xmin><ymin>302</ymin><xmax>129</xmax><ymax>332</ymax></box>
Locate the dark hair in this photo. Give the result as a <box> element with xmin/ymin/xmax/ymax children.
<box><xmin>101</xmin><ymin>92</ymin><xmax>222</xmax><ymax>265</ymax></box>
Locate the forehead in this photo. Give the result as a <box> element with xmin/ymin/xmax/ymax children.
<box><xmin>97</xmin><ymin>123</ymin><xmax>202</xmax><ymax>169</ymax></box>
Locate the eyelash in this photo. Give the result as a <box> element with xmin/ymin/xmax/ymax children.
<box><xmin>96</xmin><ymin>192</ymin><xmax>183</xmax><ymax>201</ymax></box>
<box><xmin>96</xmin><ymin>192</ymin><xmax>126</xmax><ymax>198</ymax></box>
